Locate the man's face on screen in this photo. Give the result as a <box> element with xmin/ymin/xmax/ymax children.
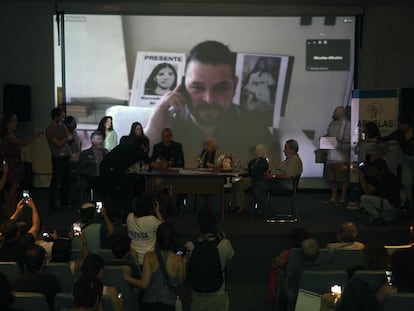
<box><xmin>185</xmin><ymin>61</ymin><xmax>237</xmax><ymax>127</ymax></box>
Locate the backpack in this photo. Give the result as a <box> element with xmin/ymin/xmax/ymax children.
<box><xmin>189</xmin><ymin>238</ymin><xmax>223</xmax><ymax>293</ymax></box>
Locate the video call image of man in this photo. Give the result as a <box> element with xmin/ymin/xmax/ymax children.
<box><xmin>144</xmin><ymin>40</ymin><xmax>276</xmax><ymax>168</ymax></box>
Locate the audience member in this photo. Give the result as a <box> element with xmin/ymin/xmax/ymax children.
<box><xmin>376</xmin><ymin>248</ymin><xmax>414</xmax><ymax>303</ymax></box>
<box><xmin>348</xmin><ymin>121</ymin><xmax>384</xmax><ymax>209</ymax></box>
<box><xmin>144</xmin><ymin>62</ymin><xmax>178</xmax><ymax>96</ymax></box>
<box><xmin>230</xmin><ymin>143</ymin><xmax>269</xmax><ymax>215</ymax></box>
<box><xmin>253</xmin><ymin>139</ymin><xmax>303</xmax><ymax>218</ymax></box>
<box><xmin>0</xmin><ymin>197</ymin><xmax>40</xmax><ymax>271</ymax></box>
<box><xmin>34</xmin><ymin>223</ymin><xmax>58</xmax><ymax>261</ymax></box>
<box><xmin>78</xmin><ymin>131</ymin><xmax>108</xmax><ymax>202</ymax></box>
<box><xmin>51</xmin><ymin>235</ymin><xmax>87</xmax><ymax>278</ymax></box>
<box><xmin>99</xmin><ymin>136</ymin><xmax>151</xmax><ymax>219</ymax></box>
<box><xmin>108</xmin><ymin>236</ymin><xmax>140</xmax><ymax>279</ymax></box>
<box><xmin>358</xmin><ymin>158</ymin><xmax>401</xmax><ymax>225</ymax></box>
<box><xmin>323</xmin><ymin>106</ymin><xmax>350</xmax><ymax>207</ymax></box>
<box><xmin>123</xmin><ymin>223</ymin><xmax>186</xmax><ymax>310</ymax></box>
<box><xmin>185</xmin><ymin>210</ymin><xmax>235</xmax><ymax>311</ymax></box>
<box><xmin>11</xmin><ymin>244</ymin><xmax>61</xmax><ymax>310</ymax></box>
<box><xmin>320</xmin><ymin>277</ymin><xmax>381</xmax><ymax>311</ymax></box>
<box><xmin>0</xmin><ymin>112</ymin><xmax>43</xmax><ymax>216</ymax></box>
<box><xmin>45</xmin><ymin>107</ymin><xmax>72</xmax><ymax>212</ymax></box>
<box><xmin>80</xmin><ymin>253</ymin><xmax>123</xmax><ymax>311</ymax></box>
<box><xmin>150</xmin><ymin>128</ymin><xmax>185</xmax><ymax>170</ymax></box>
<box><xmin>381</xmin><ymin>115</ymin><xmax>414</xmax><ymax>198</ymax></box>
<box><xmin>71</xmin><ymin>275</ymin><xmax>104</xmax><ymax>311</ymax></box>
<box><xmin>327</xmin><ymin>221</ymin><xmax>365</xmax><ymax>255</ymax></box>
<box><xmin>119</xmin><ymin>121</ymin><xmax>150</xmax><ymax>154</ymax></box>
<box><xmin>97</xmin><ymin>116</ymin><xmax>118</xmax><ymax>151</ymax></box>
<box><xmin>127</xmin><ymin>195</ymin><xmax>165</xmax><ymax>266</ymax></box>
<box><xmin>347</xmin><ymin>242</ymin><xmax>389</xmax><ymax>279</ymax></box>
<box><xmin>266</xmin><ymin>227</ymin><xmax>310</xmax><ymax>305</ymax></box>
<box><xmin>0</xmin><ymin>271</ymin><xmax>19</xmax><ymax>311</ymax></box>
<box><xmin>65</xmin><ymin>115</ymin><xmax>82</xmax><ymax>207</ymax></box>
<box><xmin>151</xmin><ymin>177</ymin><xmax>177</xmax><ymax>216</ymax></box>
<box><xmin>0</xmin><ymin>160</ymin><xmax>9</xmax><ymax>193</ymax></box>
<box><xmin>72</xmin><ymin>202</ymin><xmax>115</xmax><ymax>254</ymax></box>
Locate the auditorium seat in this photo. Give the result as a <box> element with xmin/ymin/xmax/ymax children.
<box><xmin>44</xmin><ymin>262</ymin><xmax>74</xmax><ymax>292</ymax></box>
<box><xmin>317</xmin><ymin>248</ymin><xmax>331</xmax><ymax>265</ymax></box>
<box><xmin>0</xmin><ymin>261</ymin><xmax>21</xmax><ymax>281</ymax></box>
<box><xmin>382</xmin><ymin>292</ymin><xmax>414</xmax><ymax>311</ymax></box>
<box><xmin>352</xmin><ymin>270</ymin><xmax>386</xmax><ymax>293</ymax></box>
<box><xmin>330</xmin><ymin>248</ymin><xmax>363</xmax><ymax>270</ymax></box>
<box><xmin>99</xmin><ymin>248</ymin><xmax>115</xmax><ymax>264</ymax></box>
<box><xmin>103</xmin><ymin>265</ymin><xmax>139</xmax><ymax>311</ymax></box>
<box><xmin>11</xmin><ymin>291</ymin><xmax>49</xmax><ymax>311</ymax></box>
<box><xmin>54</xmin><ymin>292</ymin><xmax>75</xmax><ymax>310</ymax></box>
<box><xmin>299</xmin><ymin>270</ymin><xmax>348</xmax><ymax>295</ymax></box>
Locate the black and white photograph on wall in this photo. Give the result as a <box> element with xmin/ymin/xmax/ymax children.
<box><xmin>129</xmin><ymin>51</ymin><xmax>186</xmax><ymax>107</ymax></box>
<box><xmin>234</xmin><ymin>53</ymin><xmax>291</xmax><ymax>128</ymax></box>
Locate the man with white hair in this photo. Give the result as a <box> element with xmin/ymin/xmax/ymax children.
<box><xmin>253</xmin><ymin>139</ymin><xmax>303</xmax><ymax>218</ymax></box>
<box><xmin>230</xmin><ymin>144</ymin><xmax>269</xmax><ymax>215</ymax></box>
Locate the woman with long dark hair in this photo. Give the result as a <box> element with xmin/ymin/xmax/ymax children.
<box><xmin>144</xmin><ymin>63</ymin><xmax>178</xmax><ymax>96</ymax></box>
<box><xmin>96</xmin><ymin>116</ymin><xmax>117</xmax><ymax>151</ymax></box>
<box><xmin>123</xmin><ymin>222</ymin><xmax>186</xmax><ymax>311</ymax></box>
<box><xmin>119</xmin><ymin>122</ymin><xmax>150</xmax><ymax>154</ymax></box>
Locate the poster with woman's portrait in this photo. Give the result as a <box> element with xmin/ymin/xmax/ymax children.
<box><xmin>234</xmin><ymin>53</ymin><xmax>292</xmax><ymax>128</ymax></box>
<box><xmin>129</xmin><ymin>51</ymin><xmax>186</xmax><ymax>107</ymax></box>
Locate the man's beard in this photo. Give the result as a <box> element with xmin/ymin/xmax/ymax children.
<box><xmin>191</xmin><ymin>102</ymin><xmax>225</xmax><ymax>127</ymax></box>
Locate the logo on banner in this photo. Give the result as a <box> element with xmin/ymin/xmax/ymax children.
<box><xmin>366</xmin><ymin>102</ymin><xmax>383</xmax><ymax>119</ymax></box>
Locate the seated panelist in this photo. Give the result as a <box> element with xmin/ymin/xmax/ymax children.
<box><xmin>198</xmin><ymin>137</ymin><xmax>220</xmax><ymax>169</ymax></box>
<box><xmin>253</xmin><ymin>139</ymin><xmax>303</xmax><ymax>217</ymax></box>
<box><xmin>150</xmin><ymin>128</ymin><xmax>185</xmax><ymax>170</ymax></box>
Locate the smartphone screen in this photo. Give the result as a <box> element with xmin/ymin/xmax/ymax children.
<box><xmin>22</xmin><ymin>190</ymin><xmax>30</xmax><ymax>203</ymax></box>
<box><xmin>386</xmin><ymin>270</ymin><xmax>393</xmax><ymax>285</ymax></box>
<box><xmin>73</xmin><ymin>222</ymin><xmax>82</xmax><ymax>236</ymax></box>
<box><xmin>96</xmin><ymin>201</ymin><xmax>103</xmax><ymax>213</ymax></box>
<box><xmin>331</xmin><ymin>285</ymin><xmax>342</xmax><ymax>295</ymax></box>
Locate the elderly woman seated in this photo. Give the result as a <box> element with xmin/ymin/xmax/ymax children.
<box><xmin>229</xmin><ymin>144</ymin><xmax>269</xmax><ymax>216</ymax></box>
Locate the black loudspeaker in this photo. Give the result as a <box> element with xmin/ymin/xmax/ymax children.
<box><xmin>3</xmin><ymin>83</ymin><xmax>31</xmax><ymax>122</ymax></box>
<box><xmin>400</xmin><ymin>88</ymin><xmax>414</xmax><ymax>117</ymax></box>
<box><xmin>324</xmin><ymin>16</ymin><xmax>336</xmax><ymax>26</ymax></box>
<box><xmin>300</xmin><ymin>16</ymin><xmax>312</xmax><ymax>26</ymax></box>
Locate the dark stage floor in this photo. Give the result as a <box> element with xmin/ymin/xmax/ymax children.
<box><xmin>6</xmin><ymin>187</ymin><xmax>413</xmax><ymax>311</ymax></box>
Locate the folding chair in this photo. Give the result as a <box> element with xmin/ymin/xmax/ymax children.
<box><xmin>266</xmin><ymin>175</ymin><xmax>301</xmax><ymax>223</ymax></box>
<box><xmin>12</xmin><ymin>292</ymin><xmax>49</xmax><ymax>311</ymax></box>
